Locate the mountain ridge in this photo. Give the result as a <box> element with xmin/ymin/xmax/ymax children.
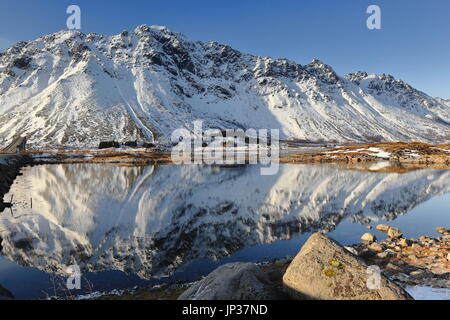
<box><xmin>1</xmin><ymin>25</ymin><xmax>449</xmax><ymax>148</ymax></box>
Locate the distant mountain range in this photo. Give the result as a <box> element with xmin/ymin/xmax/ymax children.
<box><xmin>1</xmin><ymin>25</ymin><xmax>449</xmax><ymax>148</ymax></box>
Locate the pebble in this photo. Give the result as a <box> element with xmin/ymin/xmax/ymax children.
<box><xmin>376</xmin><ymin>224</ymin><xmax>390</xmax><ymax>233</ymax></box>
<box><xmin>408</xmin><ymin>254</ymin><xmax>418</xmax><ymax>261</ymax></box>
<box><xmin>398</xmin><ymin>238</ymin><xmax>411</xmax><ymax>247</ymax></box>
<box><xmin>393</xmin><ymin>273</ymin><xmax>409</xmax><ymax>282</ymax></box>
<box><xmin>385</xmin><ymin>262</ymin><xmax>402</xmax><ymax>272</ymax></box>
<box><xmin>377</xmin><ymin>250</ymin><xmax>396</xmax><ymax>259</ymax></box>
<box><xmin>358</xmin><ymin>249</ymin><xmax>376</xmax><ymax>259</ymax></box>
<box><xmin>361</xmin><ymin>233</ymin><xmax>376</xmax><ymax>243</ymax></box>
<box><xmin>436</xmin><ymin>227</ymin><xmax>450</xmax><ymax>235</ymax></box>
<box><xmin>368</xmin><ymin>242</ymin><xmax>384</xmax><ymax>253</ymax></box>
<box><xmin>387</xmin><ymin>227</ymin><xmax>403</xmax><ymax>239</ymax></box>
<box><xmin>344</xmin><ymin>246</ymin><xmax>358</xmax><ymax>255</ymax></box>
<box><xmin>410</xmin><ymin>270</ymin><xmax>425</xmax><ymax>278</ymax></box>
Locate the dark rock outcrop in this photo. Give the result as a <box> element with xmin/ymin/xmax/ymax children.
<box><xmin>124</xmin><ymin>141</ymin><xmax>138</xmax><ymax>148</ymax></box>
<box><xmin>98</xmin><ymin>141</ymin><xmax>120</xmax><ymax>149</ymax></box>
<box><xmin>142</xmin><ymin>142</ymin><xmax>156</xmax><ymax>148</ymax></box>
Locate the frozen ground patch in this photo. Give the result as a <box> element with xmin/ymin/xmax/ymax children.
<box><xmin>406</xmin><ymin>286</ymin><xmax>450</xmax><ymax>300</ymax></box>
<box><xmin>365</xmin><ymin>147</ymin><xmax>391</xmax><ymax>159</ymax></box>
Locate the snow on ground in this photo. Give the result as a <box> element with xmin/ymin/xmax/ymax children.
<box><xmin>325</xmin><ymin>148</ymin><xmax>365</xmax><ymax>154</ymax></box>
<box><xmin>325</xmin><ymin>147</ymin><xmax>392</xmax><ymax>159</ymax></box>
<box><xmin>365</xmin><ymin>147</ymin><xmax>391</xmax><ymax>159</ymax></box>
<box><xmin>406</xmin><ymin>286</ymin><xmax>450</xmax><ymax>300</ymax></box>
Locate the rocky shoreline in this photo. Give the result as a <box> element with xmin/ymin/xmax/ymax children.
<box><xmin>283</xmin><ymin>142</ymin><xmax>450</xmax><ymax>170</ymax></box>
<box><xmin>75</xmin><ymin>227</ymin><xmax>449</xmax><ymax>301</ymax></box>
<box><xmin>352</xmin><ymin>225</ymin><xmax>450</xmax><ymax>289</ymax></box>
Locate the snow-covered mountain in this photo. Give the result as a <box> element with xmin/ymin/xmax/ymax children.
<box><xmin>1</xmin><ymin>25</ymin><xmax>450</xmax><ymax>148</ymax></box>
<box><xmin>437</xmin><ymin>98</ymin><xmax>450</xmax><ymax>108</ymax></box>
<box><xmin>1</xmin><ymin>163</ymin><xmax>450</xmax><ymax>278</ymax></box>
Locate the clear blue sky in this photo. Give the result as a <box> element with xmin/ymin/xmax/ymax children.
<box><xmin>1</xmin><ymin>0</ymin><xmax>449</xmax><ymax>98</ymax></box>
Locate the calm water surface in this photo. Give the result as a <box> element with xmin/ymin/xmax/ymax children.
<box><xmin>0</xmin><ymin>163</ymin><xmax>449</xmax><ymax>299</ymax></box>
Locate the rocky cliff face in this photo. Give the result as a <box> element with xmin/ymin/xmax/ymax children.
<box><xmin>1</xmin><ymin>163</ymin><xmax>449</xmax><ymax>279</ymax></box>
<box><xmin>1</xmin><ymin>25</ymin><xmax>449</xmax><ymax>148</ymax></box>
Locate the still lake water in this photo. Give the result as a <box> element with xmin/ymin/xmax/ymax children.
<box><xmin>0</xmin><ymin>163</ymin><xmax>449</xmax><ymax>299</ymax></box>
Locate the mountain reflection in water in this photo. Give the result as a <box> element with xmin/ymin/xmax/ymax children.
<box><xmin>1</xmin><ymin>163</ymin><xmax>450</xmax><ymax>280</ymax></box>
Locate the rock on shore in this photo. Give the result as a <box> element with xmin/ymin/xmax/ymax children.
<box><xmin>178</xmin><ymin>233</ymin><xmax>413</xmax><ymax>300</ymax></box>
<box><xmin>178</xmin><ymin>262</ymin><xmax>288</xmax><ymax>300</ymax></box>
<box><xmin>282</xmin><ymin>233</ymin><xmax>413</xmax><ymax>300</ymax></box>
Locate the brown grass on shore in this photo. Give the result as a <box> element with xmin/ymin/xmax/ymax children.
<box><xmin>331</xmin><ymin>141</ymin><xmax>450</xmax><ymax>154</ymax></box>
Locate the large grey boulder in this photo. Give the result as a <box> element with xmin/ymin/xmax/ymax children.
<box><xmin>178</xmin><ymin>262</ymin><xmax>287</xmax><ymax>300</ymax></box>
<box><xmin>283</xmin><ymin>233</ymin><xmax>413</xmax><ymax>300</ymax></box>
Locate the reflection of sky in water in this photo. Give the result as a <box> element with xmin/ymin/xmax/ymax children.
<box><xmin>0</xmin><ymin>164</ymin><xmax>449</xmax><ymax>299</ymax></box>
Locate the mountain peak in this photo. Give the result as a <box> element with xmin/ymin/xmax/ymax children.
<box><xmin>305</xmin><ymin>58</ymin><xmax>339</xmax><ymax>84</ymax></box>
<box><xmin>309</xmin><ymin>58</ymin><xmax>326</xmax><ymax>66</ymax></box>
<box><xmin>345</xmin><ymin>71</ymin><xmax>369</xmax><ymax>82</ymax></box>
<box><xmin>133</xmin><ymin>24</ymin><xmax>184</xmax><ymax>40</ymax></box>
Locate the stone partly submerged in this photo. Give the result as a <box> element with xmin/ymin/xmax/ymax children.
<box><xmin>178</xmin><ymin>263</ymin><xmax>287</xmax><ymax>300</ymax></box>
<box><xmin>282</xmin><ymin>233</ymin><xmax>413</xmax><ymax>300</ymax></box>
<box><xmin>361</xmin><ymin>233</ymin><xmax>376</xmax><ymax>243</ymax></box>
